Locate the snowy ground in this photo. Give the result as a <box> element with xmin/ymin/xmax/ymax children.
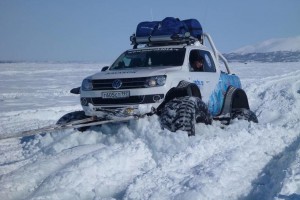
<box><xmin>0</xmin><ymin>62</ymin><xmax>300</xmax><ymax>200</ymax></box>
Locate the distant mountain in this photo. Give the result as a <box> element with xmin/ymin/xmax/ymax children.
<box><xmin>224</xmin><ymin>36</ymin><xmax>300</xmax><ymax>62</ymax></box>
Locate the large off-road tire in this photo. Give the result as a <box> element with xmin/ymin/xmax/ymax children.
<box><xmin>159</xmin><ymin>96</ymin><xmax>211</xmax><ymax>136</ymax></box>
<box><xmin>231</xmin><ymin>108</ymin><xmax>258</xmax><ymax>123</ymax></box>
<box><xmin>56</xmin><ymin>111</ymin><xmax>90</xmax><ymax>132</ymax></box>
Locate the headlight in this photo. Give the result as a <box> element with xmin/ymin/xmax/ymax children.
<box><xmin>145</xmin><ymin>75</ymin><xmax>166</xmax><ymax>87</ymax></box>
<box><xmin>82</xmin><ymin>79</ymin><xmax>93</xmax><ymax>91</ymax></box>
<box><xmin>156</xmin><ymin>76</ymin><xmax>167</xmax><ymax>86</ymax></box>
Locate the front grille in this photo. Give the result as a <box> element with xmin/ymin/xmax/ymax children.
<box><xmin>92</xmin><ymin>77</ymin><xmax>147</xmax><ymax>90</ymax></box>
<box><xmin>92</xmin><ymin>96</ymin><xmax>144</xmax><ymax>105</ymax></box>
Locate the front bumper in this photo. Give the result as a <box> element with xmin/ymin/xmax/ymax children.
<box><xmin>80</xmin><ymin>80</ymin><xmax>170</xmax><ymax>117</ymax></box>
<box><xmin>81</xmin><ymin>94</ymin><xmax>164</xmax><ymax>106</ymax></box>
<box><xmin>81</xmin><ymin>93</ymin><xmax>164</xmax><ymax>117</ymax></box>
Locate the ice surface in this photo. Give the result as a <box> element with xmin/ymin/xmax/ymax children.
<box><xmin>0</xmin><ymin>62</ymin><xmax>300</xmax><ymax>200</ymax></box>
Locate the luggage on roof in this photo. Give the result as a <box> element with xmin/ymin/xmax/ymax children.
<box><xmin>132</xmin><ymin>17</ymin><xmax>203</xmax><ymax>46</ymax></box>
<box><xmin>136</xmin><ymin>21</ymin><xmax>159</xmax><ymax>37</ymax></box>
<box><xmin>183</xmin><ymin>19</ymin><xmax>203</xmax><ymax>39</ymax></box>
<box><xmin>151</xmin><ymin>17</ymin><xmax>188</xmax><ymax>37</ymax></box>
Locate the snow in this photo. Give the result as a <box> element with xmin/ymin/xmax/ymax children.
<box><xmin>0</xmin><ymin>61</ymin><xmax>300</xmax><ymax>200</ymax></box>
<box><xmin>232</xmin><ymin>35</ymin><xmax>300</xmax><ymax>54</ymax></box>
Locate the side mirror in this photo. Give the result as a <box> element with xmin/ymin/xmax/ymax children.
<box><xmin>101</xmin><ymin>66</ymin><xmax>109</xmax><ymax>71</ymax></box>
<box><xmin>70</xmin><ymin>87</ymin><xmax>80</xmax><ymax>94</ymax></box>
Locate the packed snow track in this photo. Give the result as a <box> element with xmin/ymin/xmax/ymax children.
<box><xmin>0</xmin><ymin>62</ymin><xmax>300</xmax><ymax>200</ymax></box>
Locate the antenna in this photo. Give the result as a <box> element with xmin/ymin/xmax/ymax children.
<box><xmin>150</xmin><ymin>8</ymin><xmax>153</xmax><ymax>21</ymax></box>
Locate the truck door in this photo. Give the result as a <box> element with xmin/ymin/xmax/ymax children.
<box><xmin>188</xmin><ymin>49</ymin><xmax>220</xmax><ymax>103</ymax></box>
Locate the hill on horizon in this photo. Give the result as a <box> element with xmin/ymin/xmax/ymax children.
<box><xmin>225</xmin><ymin>35</ymin><xmax>300</xmax><ymax>62</ymax></box>
<box><xmin>231</xmin><ymin>35</ymin><xmax>300</xmax><ymax>54</ymax></box>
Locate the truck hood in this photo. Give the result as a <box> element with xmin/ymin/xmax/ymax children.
<box><xmin>89</xmin><ymin>66</ymin><xmax>182</xmax><ymax>79</ymax></box>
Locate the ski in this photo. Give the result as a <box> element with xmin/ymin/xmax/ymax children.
<box><xmin>0</xmin><ymin>116</ymin><xmax>136</xmax><ymax>140</ymax></box>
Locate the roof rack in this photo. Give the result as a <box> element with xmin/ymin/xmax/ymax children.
<box><xmin>130</xmin><ymin>33</ymin><xmax>203</xmax><ymax>49</ymax></box>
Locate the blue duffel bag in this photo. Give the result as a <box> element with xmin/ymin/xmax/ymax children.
<box><xmin>134</xmin><ymin>17</ymin><xmax>203</xmax><ymax>44</ymax></box>
<box><xmin>183</xmin><ymin>19</ymin><xmax>203</xmax><ymax>39</ymax></box>
<box><xmin>136</xmin><ymin>21</ymin><xmax>159</xmax><ymax>37</ymax></box>
<box><xmin>152</xmin><ymin>17</ymin><xmax>189</xmax><ymax>36</ymax></box>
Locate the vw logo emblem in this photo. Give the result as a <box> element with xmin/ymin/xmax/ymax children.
<box><xmin>112</xmin><ymin>79</ymin><xmax>122</xmax><ymax>89</ymax></box>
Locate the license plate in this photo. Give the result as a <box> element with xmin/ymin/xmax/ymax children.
<box><xmin>102</xmin><ymin>91</ymin><xmax>130</xmax><ymax>99</ymax></box>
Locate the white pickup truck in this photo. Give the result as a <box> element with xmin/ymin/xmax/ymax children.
<box><xmin>64</xmin><ymin>18</ymin><xmax>257</xmax><ymax>136</ymax></box>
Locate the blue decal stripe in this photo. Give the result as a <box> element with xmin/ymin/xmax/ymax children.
<box><xmin>208</xmin><ymin>73</ymin><xmax>241</xmax><ymax>116</ymax></box>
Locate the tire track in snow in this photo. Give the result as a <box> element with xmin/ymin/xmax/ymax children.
<box><xmin>242</xmin><ymin>135</ymin><xmax>300</xmax><ymax>200</ymax></box>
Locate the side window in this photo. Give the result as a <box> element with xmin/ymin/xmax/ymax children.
<box><xmin>189</xmin><ymin>50</ymin><xmax>216</xmax><ymax>72</ymax></box>
<box><xmin>189</xmin><ymin>50</ymin><xmax>203</xmax><ymax>72</ymax></box>
<box><xmin>202</xmin><ymin>51</ymin><xmax>216</xmax><ymax>72</ymax></box>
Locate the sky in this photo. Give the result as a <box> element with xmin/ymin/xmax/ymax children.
<box><xmin>0</xmin><ymin>0</ymin><xmax>299</xmax><ymax>62</ymax></box>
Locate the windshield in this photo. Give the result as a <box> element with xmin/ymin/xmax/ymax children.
<box><xmin>110</xmin><ymin>48</ymin><xmax>186</xmax><ymax>70</ymax></box>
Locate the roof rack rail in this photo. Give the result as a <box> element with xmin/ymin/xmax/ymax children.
<box><xmin>130</xmin><ymin>33</ymin><xmax>202</xmax><ymax>48</ymax></box>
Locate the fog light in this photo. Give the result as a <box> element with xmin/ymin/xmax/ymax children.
<box><xmin>124</xmin><ymin>108</ymin><xmax>134</xmax><ymax>115</ymax></box>
<box><xmin>153</xmin><ymin>95</ymin><xmax>161</xmax><ymax>102</ymax></box>
<box><xmin>81</xmin><ymin>98</ymin><xmax>88</xmax><ymax>106</ymax></box>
